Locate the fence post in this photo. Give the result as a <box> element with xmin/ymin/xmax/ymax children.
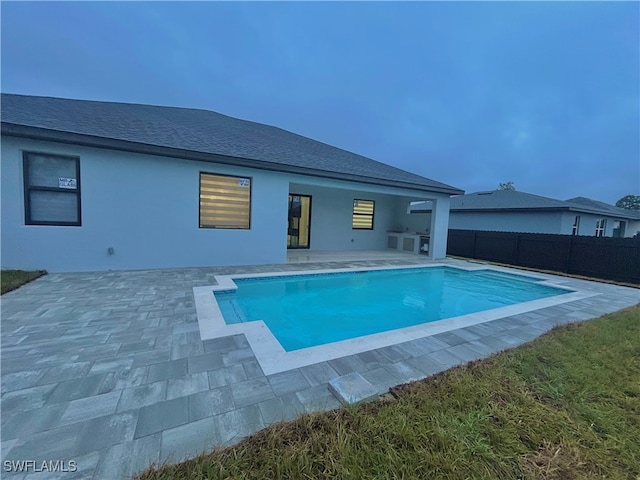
<box><xmin>513</xmin><ymin>233</ymin><xmax>520</xmax><ymax>265</ymax></box>
<box><xmin>565</xmin><ymin>236</ymin><xmax>573</xmax><ymax>274</ymax></box>
<box><xmin>472</xmin><ymin>230</ymin><xmax>477</xmax><ymax>258</ymax></box>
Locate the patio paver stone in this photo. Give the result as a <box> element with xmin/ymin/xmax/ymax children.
<box><xmin>328</xmin><ymin>372</ymin><xmax>379</xmax><ymax>405</ymax></box>
<box><xmin>2</xmin><ymin>256</ymin><xmax>637</xmax><ymax>479</ymax></box>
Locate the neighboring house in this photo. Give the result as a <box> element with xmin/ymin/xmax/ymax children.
<box><xmin>565</xmin><ymin>196</ymin><xmax>640</xmax><ymax>238</ymax></box>
<box><xmin>1</xmin><ymin>94</ymin><xmax>463</xmax><ymax>272</ymax></box>
<box><xmin>411</xmin><ymin>190</ymin><xmax>640</xmax><ymax>238</ymax></box>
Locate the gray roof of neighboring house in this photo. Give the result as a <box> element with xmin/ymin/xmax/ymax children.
<box><xmin>565</xmin><ymin>196</ymin><xmax>640</xmax><ymax>220</ymax></box>
<box><xmin>450</xmin><ymin>190</ymin><xmax>569</xmax><ymax>211</ymax></box>
<box><xmin>1</xmin><ymin>93</ymin><xmax>463</xmax><ymax>195</ymax></box>
<box><xmin>412</xmin><ymin>190</ymin><xmax>639</xmax><ymax>220</ymax></box>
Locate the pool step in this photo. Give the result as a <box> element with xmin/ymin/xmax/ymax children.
<box><xmin>329</xmin><ymin>372</ymin><xmax>379</xmax><ymax>405</ymax></box>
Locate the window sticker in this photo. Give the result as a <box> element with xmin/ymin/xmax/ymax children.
<box><xmin>58</xmin><ymin>178</ymin><xmax>77</xmax><ymax>189</ymax></box>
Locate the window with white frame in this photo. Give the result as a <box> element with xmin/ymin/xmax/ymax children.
<box><xmin>571</xmin><ymin>215</ymin><xmax>580</xmax><ymax>235</ymax></box>
<box><xmin>23</xmin><ymin>152</ymin><xmax>81</xmax><ymax>226</ymax></box>
<box><xmin>199</xmin><ymin>172</ymin><xmax>251</xmax><ymax>229</ymax></box>
<box><xmin>595</xmin><ymin>218</ymin><xmax>606</xmax><ymax>237</ymax></box>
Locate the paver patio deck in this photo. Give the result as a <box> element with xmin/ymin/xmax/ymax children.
<box><xmin>1</xmin><ymin>255</ymin><xmax>638</xmax><ymax>479</ymax></box>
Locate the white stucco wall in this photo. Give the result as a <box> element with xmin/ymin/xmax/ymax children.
<box><xmin>429</xmin><ymin>198</ymin><xmax>450</xmax><ymax>258</ymax></box>
<box><xmin>627</xmin><ymin>219</ymin><xmax>640</xmax><ymax>237</ymax></box>
<box><xmin>559</xmin><ymin>212</ymin><xmax>624</xmax><ymax>237</ymax></box>
<box><xmin>449</xmin><ymin>211</ymin><xmax>564</xmax><ymax>234</ymax></box>
<box><xmin>448</xmin><ymin>210</ymin><xmax>631</xmax><ymax>237</ymax></box>
<box><xmin>399</xmin><ymin>212</ymin><xmax>432</xmax><ymax>233</ymax></box>
<box><xmin>1</xmin><ymin>137</ymin><xmax>289</xmax><ymax>272</ymax></box>
<box><xmin>2</xmin><ymin>136</ymin><xmax>456</xmax><ymax>271</ymax></box>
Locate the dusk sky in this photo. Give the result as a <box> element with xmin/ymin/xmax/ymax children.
<box><xmin>2</xmin><ymin>1</ymin><xmax>638</xmax><ymax>204</ymax></box>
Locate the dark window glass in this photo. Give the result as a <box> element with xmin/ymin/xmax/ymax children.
<box><xmin>24</xmin><ymin>152</ymin><xmax>81</xmax><ymax>226</ymax></box>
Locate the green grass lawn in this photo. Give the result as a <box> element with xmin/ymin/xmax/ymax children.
<box><xmin>138</xmin><ymin>305</ymin><xmax>640</xmax><ymax>480</ymax></box>
<box><xmin>1</xmin><ymin>269</ymin><xmax>46</xmax><ymax>294</ymax></box>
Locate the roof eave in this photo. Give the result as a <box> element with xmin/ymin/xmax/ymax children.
<box><xmin>566</xmin><ymin>205</ymin><xmax>637</xmax><ymax>220</ymax></box>
<box><xmin>1</xmin><ymin>123</ymin><xmax>464</xmax><ymax>196</ymax></box>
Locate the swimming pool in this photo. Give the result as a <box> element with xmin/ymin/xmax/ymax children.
<box><xmin>214</xmin><ymin>266</ymin><xmax>569</xmax><ymax>351</ymax></box>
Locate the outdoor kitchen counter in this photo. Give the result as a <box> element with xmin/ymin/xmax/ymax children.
<box><xmin>386</xmin><ymin>232</ymin><xmax>430</xmax><ymax>255</ymax></box>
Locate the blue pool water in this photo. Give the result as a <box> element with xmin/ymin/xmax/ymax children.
<box><xmin>215</xmin><ymin>267</ymin><xmax>568</xmax><ymax>351</ymax></box>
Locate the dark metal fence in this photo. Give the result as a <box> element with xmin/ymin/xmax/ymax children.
<box><xmin>447</xmin><ymin>229</ymin><xmax>640</xmax><ymax>284</ymax></box>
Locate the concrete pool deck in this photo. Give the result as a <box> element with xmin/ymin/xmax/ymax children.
<box><xmin>1</xmin><ymin>256</ymin><xmax>639</xmax><ymax>479</ymax></box>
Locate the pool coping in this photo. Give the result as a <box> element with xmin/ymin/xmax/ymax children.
<box><xmin>194</xmin><ymin>263</ymin><xmax>597</xmax><ymax>375</ymax></box>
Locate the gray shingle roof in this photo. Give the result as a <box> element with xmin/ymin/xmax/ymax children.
<box><xmin>450</xmin><ymin>190</ymin><xmax>569</xmax><ymax>211</ymax></box>
<box><xmin>413</xmin><ymin>190</ymin><xmax>639</xmax><ymax>220</ymax></box>
<box><xmin>1</xmin><ymin>93</ymin><xmax>462</xmax><ymax>195</ymax></box>
<box><xmin>565</xmin><ymin>196</ymin><xmax>640</xmax><ymax>220</ymax></box>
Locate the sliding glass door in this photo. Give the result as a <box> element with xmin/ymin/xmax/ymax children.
<box><xmin>287</xmin><ymin>194</ymin><xmax>311</xmax><ymax>249</ymax></box>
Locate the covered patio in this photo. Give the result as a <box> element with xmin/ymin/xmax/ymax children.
<box><xmin>285</xmin><ymin>177</ymin><xmax>452</xmax><ymax>260</ymax></box>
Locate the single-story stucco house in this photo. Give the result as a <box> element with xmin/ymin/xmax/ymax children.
<box><xmin>1</xmin><ymin>94</ymin><xmax>463</xmax><ymax>273</ymax></box>
<box><xmin>564</xmin><ymin>196</ymin><xmax>640</xmax><ymax>237</ymax></box>
<box><xmin>411</xmin><ymin>190</ymin><xmax>640</xmax><ymax>238</ymax></box>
